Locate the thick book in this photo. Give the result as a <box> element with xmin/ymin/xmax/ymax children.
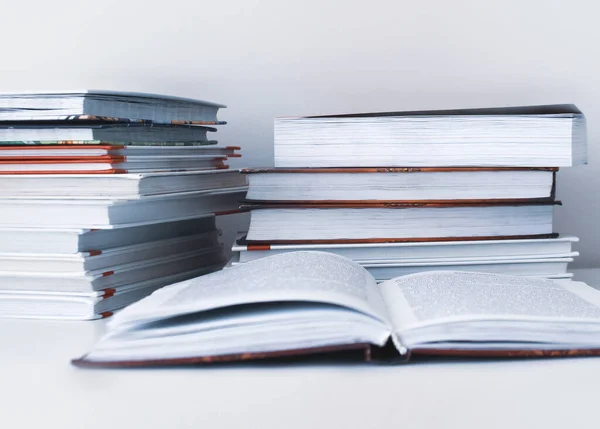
<box><xmin>0</xmin><ymin>189</ymin><xmax>247</xmax><ymax>228</ymax></box>
<box><xmin>0</xmin><ymin>264</ymin><xmax>223</xmax><ymax>320</ymax></box>
<box><xmin>274</xmin><ymin>104</ymin><xmax>587</xmax><ymax>168</ymax></box>
<box><xmin>242</xmin><ymin>202</ymin><xmax>557</xmax><ymax>243</ymax></box>
<box><xmin>243</xmin><ymin>167</ymin><xmax>556</xmax><ymax>203</ymax></box>
<box><xmin>0</xmin><ymin>145</ymin><xmax>240</xmax><ymax>158</ymax></box>
<box><xmin>73</xmin><ymin>251</ymin><xmax>600</xmax><ymax>367</ymax></box>
<box><xmin>0</xmin><ymin>156</ymin><xmax>228</xmax><ymax>174</ymax></box>
<box><xmin>0</xmin><ymin>216</ymin><xmax>217</xmax><ymax>254</ymax></box>
<box><xmin>234</xmin><ymin>235</ymin><xmax>578</xmax><ymax>262</ymax></box>
<box><xmin>0</xmin><ymin>123</ymin><xmax>217</xmax><ymax>143</ymax></box>
<box><xmin>0</xmin><ymin>170</ymin><xmax>247</xmax><ymax>199</ymax></box>
<box><xmin>0</xmin><ymin>90</ymin><xmax>225</xmax><ymax>124</ymax></box>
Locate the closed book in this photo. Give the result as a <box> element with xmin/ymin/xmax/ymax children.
<box><xmin>0</xmin><ymin>189</ymin><xmax>246</xmax><ymax>228</ymax></box>
<box><xmin>0</xmin><ymin>170</ymin><xmax>247</xmax><ymax>199</ymax></box>
<box><xmin>0</xmin><ymin>145</ymin><xmax>241</xmax><ymax>158</ymax></box>
<box><xmin>242</xmin><ymin>201</ymin><xmax>558</xmax><ymax>243</ymax></box>
<box><xmin>233</xmin><ymin>235</ymin><xmax>578</xmax><ymax>262</ymax></box>
<box><xmin>231</xmin><ymin>239</ymin><xmax>577</xmax><ymax>280</ymax></box>
<box><xmin>0</xmin><ymin>156</ymin><xmax>228</xmax><ymax>174</ymax></box>
<box><xmin>0</xmin><ymin>123</ymin><xmax>216</xmax><ymax>143</ymax></box>
<box><xmin>243</xmin><ymin>167</ymin><xmax>556</xmax><ymax>203</ymax></box>
<box><xmin>274</xmin><ymin>104</ymin><xmax>587</xmax><ymax>168</ymax></box>
<box><xmin>0</xmin><ymin>90</ymin><xmax>225</xmax><ymax>124</ymax></box>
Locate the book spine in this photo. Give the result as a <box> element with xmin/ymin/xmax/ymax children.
<box><xmin>247</xmin><ymin>244</ymin><xmax>271</xmax><ymax>251</ymax></box>
<box><xmin>102</xmin><ymin>288</ymin><xmax>116</xmax><ymax>298</ymax></box>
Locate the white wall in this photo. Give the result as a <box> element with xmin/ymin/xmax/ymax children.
<box><xmin>1</xmin><ymin>0</ymin><xmax>598</xmax><ymax>267</ymax></box>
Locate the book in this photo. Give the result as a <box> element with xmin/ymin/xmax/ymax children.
<box><xmin>233</xmin><ymin>235</ymin><xmax>578</xmax><ymax>263</ymax></box>
<box><xmin>0</xmin><ymin>123</ymin><xmax>217</xmax><ymax>143</ymax></box>
<box><xmin>0</xmin><ymin>90</ymin><xmax>240</xmax><ymax>321</ymax></box>
<box><xmin>0</xmin><ymin>170</ymin><xmax>247</xmax><ymax>199</ymax></box>
<box><xmin>0</xmin><ymin>140</ymin><xmax>219</xmax><ymax>146</ymax></box>
<box><xmin>0</xmin><ymin>145</ymin><xmax>241</xmax><ymax>158</ymax></box>
<box><xmin>0</xmin><ymin>216</ymin><xmax>218</xmax><ymax>253</ymax></box>
<box><xmin>242</xmin><ymin>202</ymin><xmax>557</xmax><ymax>243</ymax></box>
<box><xmin>0</xmin><ymin>90</ymin><xmax>225</xmax><ymax>124</ymax></box>
<box><xmin>0</xmin><ymin>156</ymin><xmax>228</xmax><ymax>174</ymax></box>
<box><xmin>0</xmin><ymin>155</ymin><xmax>230</xmax><ymax>174</ymax></box>
<box><xmin>0</xmin><ymin>247</ymin><xmax>225</xmax><ymax>293</ymax></box>
<box><xmin>0</xmin><ymin>232</ymin><xmax>221</xmax><ymax>272</ymax></box>
<box><xmin>0</xmin><ymin>189</ymin><xmax>247</xmax><ymax>228</ymax></box>
<box><xmin>73</xmin><ymin>251</ymin><xmax>600</xmax><ymax>367</ymax></box>
<box><xmin>230</xmin><ymin>249</ymin><xmax>576</xmax><ymax>281</ymax></box>
<box><xmin>0</xmin><ymin>265</ymin><xmax>222</xmax><ymax>320</ymax></box>
<box><xmin>339</xmin><ymin>256</ymin><xmax>575</xmax><ymax>281</ymax></box>
<box><xmin>243</xmin><ymin>167</ymin><xmax>556</xmax><ymax>203</ymax></box>
<box><xmin>274</xmin><ymin>104</ymin><xmax>587</xmax><ymax>167</ymax></box>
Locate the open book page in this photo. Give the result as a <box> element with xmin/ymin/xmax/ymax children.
<box><xmin>109</xmin><ymin>251</ymin><xmax>391</xmax><ymax>330</ymax></box>
<box><xmin>380</xmin><ymin>271</ymin><xmax>600</xmax><ymax>332</ymax></box>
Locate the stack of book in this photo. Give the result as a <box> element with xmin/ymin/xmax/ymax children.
<box><xmin>232</xmin><ymin>105</ymin><xmax>586</xmax><ymax>281</ymax></box>
<box><xmin>0</xmin><ymin>90</ymin><xmax>247</xmax><ymax>320</ymax></box>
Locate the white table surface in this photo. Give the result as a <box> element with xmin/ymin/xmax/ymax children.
<box><xmin>2</xmin><ymin>269</ymin><xmax>600</xmax><ymax>429</ymax></box>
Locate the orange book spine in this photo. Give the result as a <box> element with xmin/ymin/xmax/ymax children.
<box><xmin>0</xmin><ymin>169</ymin><xmax>128</xmax><ymax>174</ymax></box>
<box><xmin>0</xmin><ymin>144</ymin><xmax>123</xmax><ymax>151</ymax></box>
<box><xmin>247</xmin><ymin>244</ymin><xmax>271</xmax><ymax>251</ymax></box>
<box><xmin>0</xmin><ymin>156</ymin><xmax>126</xmax><ymax>163</ymax></box>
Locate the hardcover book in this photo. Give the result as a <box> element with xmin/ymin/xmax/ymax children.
<box><xmin>0</xmin><ymin>156</ymin><xmax>229</xmax><ymax>174</ymax></box>
<box><xmin>0</xmin><ymin>123</ymin><xmax>217</xmax><ymax>144</ymax></box>
<box><xmin>242</xmin><ymin>201</ymin><xmax>558</xmax><ymax>243</ymax></box>
<box><xmin>0</xmin><ymin>90</ymin><xmax>226</xmax><ymax>124</ymax></box>
<box><xmin>233</xmin><ymin>235</ymin><xmax>578</xmax><ymax>262</ymax></box>
<box><xmin>0</xmin><ymin>170</ymin><xmax>247</xmax><ymax>199</ymax></box>
<box><xmin>0</xmin><ymin>189</ymin><xmax>247</xmax><ymax>228</ymax></box>
<box><xmin>74</xmin><ymin>251</ymin><xmax>600</xmax><ymax>367</ymax></box>
<box><xmin>274</xmin><ymin>104</ymin><xmax>587</xmax><ymax>168</ymax></box>
<box><xmin>0</xmin><ymin>145</ymin><xmax>240</xmax><ymax>158</ymax></box>
<box><xmin>243</xmin><ymin>167</ymin><xmax>556</xmax><ymax>203</ymax></box>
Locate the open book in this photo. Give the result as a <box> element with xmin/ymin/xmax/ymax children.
<box><xmin>73</xmin><ymin>251</ymin><xmax>600</xmax><ymax>367</ymax></box>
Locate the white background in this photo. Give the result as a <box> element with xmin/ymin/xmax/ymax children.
<box><xmin>1</xmin><ymin>0</ymin><xmax>598</xmax><ymax>266</ymax></box>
